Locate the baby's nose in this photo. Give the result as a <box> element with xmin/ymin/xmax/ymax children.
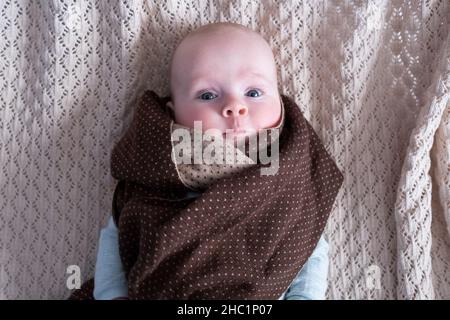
<box><xmin>222</xmin><ymin>104</ymin><xmax>248</xmax><ymax>118</ymax></box>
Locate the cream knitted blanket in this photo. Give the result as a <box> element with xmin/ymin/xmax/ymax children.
<box><xmin>0</xmin><ymin>0</ymin><xmax>449</xmax><ymax>299</ymax></box>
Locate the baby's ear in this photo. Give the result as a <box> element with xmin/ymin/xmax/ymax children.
<box><xmin>166</xmin><ymin>101</ymin><xmax>174</xmax><ymax>111</ymax></box>
<box><xmin>166</xmin><ymin>101</ymin><xmax>175</xmax><ymax>118</ymax></box>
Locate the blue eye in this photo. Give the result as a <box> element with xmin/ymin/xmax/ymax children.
<box><xmin>246</xmin><ymin>89</ymin><xmax>262</xmax><ymax>97</ymax></box>
<box><xmin>199</xmin><ymin>92</ymin><xmax>217</xmax><ymax>100</ymax></box>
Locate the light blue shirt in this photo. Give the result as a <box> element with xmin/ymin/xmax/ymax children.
<box><xmin>93</xmin><ymin>191</ymin><xmax>329</xmax><ymax>300</ymax></box>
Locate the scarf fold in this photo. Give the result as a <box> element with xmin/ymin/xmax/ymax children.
<box><xmin>69</xmin><ymin>89</ymin><xmax>344</xmax><ymax>300</ymax></box>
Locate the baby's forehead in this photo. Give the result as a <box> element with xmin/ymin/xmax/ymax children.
<box><xmin>173</xmin><ymin>24</ymin><xmax>271</xmax><ymax>61</ymax></box>
<box><xmin>182</xmin><ymin>25</ymin><xmax>266</xmax><ymax>51</ymax></box>
<box><xmin>169</xmin><ymin>23</ymin><xmax>277</xmax><ymax>89</ymax></box>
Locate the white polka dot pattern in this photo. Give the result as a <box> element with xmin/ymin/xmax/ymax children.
<box><xmin>70</xmin><ymin>90</ymin><xmax>344</xmax><ymax>300</ymax></box>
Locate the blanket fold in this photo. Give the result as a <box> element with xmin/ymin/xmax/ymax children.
<box><xmin>69</xmin><ymin>90</ymin><xmax>344</xmax><ymax>300</ymax></box>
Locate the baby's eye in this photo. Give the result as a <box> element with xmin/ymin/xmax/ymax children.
<box><xmin>199</xmin><ymin>92</ymin><xmax>217</xmax><ymax>100</ymax></box>
<box><xmin>246</xmin><ymin>89</ymin><xmax>262</xmax><ymax>98</ymax></box>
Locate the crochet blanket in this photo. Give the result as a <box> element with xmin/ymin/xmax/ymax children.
<box><xmin>1</xmin><ymin>1</ymin><xmax>449</xmax><ymax>299</ymax></box>
<box><xmin>68</xmin><ymin>90</ymin><xmax>343</xmax><ymax>299</ymax></box>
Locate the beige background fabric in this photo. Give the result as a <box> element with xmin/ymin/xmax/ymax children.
<box><xmin>0</xmin><ymin>0</ymin><xmax>449</xmax><ymax>299</ymax></box>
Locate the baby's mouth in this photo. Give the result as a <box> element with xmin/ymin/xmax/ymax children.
<box><xmin>224</xmin><ymin>128</ymin><xmax>247</xmax><ymax>134</ymax></box>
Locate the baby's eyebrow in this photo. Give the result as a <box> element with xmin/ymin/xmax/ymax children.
<box><xmin>247</xmin><ymin>71</ymin><xmax>270</xmax><ymax>81</ymax></box>
<box><xmin>189</xmin><ymin>71</ymin><xmax>271</xmax><ymax>91</ymax></box>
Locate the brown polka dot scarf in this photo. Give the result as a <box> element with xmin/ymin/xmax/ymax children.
<box><xmin>69</xmin><ymin>90</ymin><xmax>344</xmax><ymax>300</ymax></box>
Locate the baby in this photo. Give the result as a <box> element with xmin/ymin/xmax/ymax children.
<box><xmin>88</xmin><ymin>22</ymin><xmax>334</xmax><ymax>300</ymax></box>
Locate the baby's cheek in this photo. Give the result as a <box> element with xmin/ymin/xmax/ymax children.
<box><xmin>252</xmin><ymin>105</ymin><xmax>281</xmax><ymax>128</ymax></box>
<box><xmin>174</xmin><ymin>107</ymin><xmax>216</xmax><ymax>130</ymax></box>
<box><xmin>173</xmin><ymin>107</ymin><xmax>198</xmax><ymax>126</ymax></box>
<box><xmin>195</xmin><ymin>112</ymin><xmax>225</xmax><ymax>131</ymax></box>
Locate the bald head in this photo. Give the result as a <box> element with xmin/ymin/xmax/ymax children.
<box><xmin>169</xmin><ymin>22</ymin><xmax>278</xmax><ymax>96</ymax></box>
<box><xmin>180</xmin><ymin>22</ymin><xmax>258</xmax><ymax>42</ymax></box>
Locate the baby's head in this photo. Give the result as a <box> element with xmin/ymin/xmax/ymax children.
<box><xmin>167</xmin><ymin>22</ymin><xmax>282</xmax><ymax>141</ymax></box>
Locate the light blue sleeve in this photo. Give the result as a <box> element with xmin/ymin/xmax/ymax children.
<box><xmin>279</xmin><ymin>234</ymin><xmax>329</xmax><ymax>300</ymax></box>
<box><xmin>93</xmin><ymin>216</ymin><xmax>129</xmax><ymax>300</ymax></box>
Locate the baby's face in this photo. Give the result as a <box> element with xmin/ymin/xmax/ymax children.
<box><xmin>167</xmin><ymin>25</ymin><xmax>282</xmax><ymax>140</ymax></box>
